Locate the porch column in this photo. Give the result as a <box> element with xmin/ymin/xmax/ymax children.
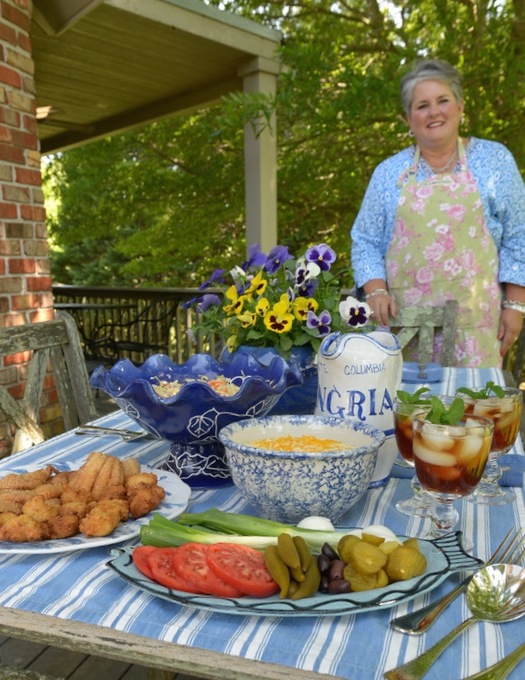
<box><xmin>238</xmin><ymin>56</ymin><xmax>279</xmax><ymax>253</ymax></box>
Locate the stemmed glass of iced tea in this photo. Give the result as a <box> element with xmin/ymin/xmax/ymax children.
<box><xmin>393</xmin><ymin>389</ymin><xmax>435</xmax><ymax>517</ymax></box>
<box><xmin>456</xmin><ymin>383</ymin><xmax>522</xmax><ymax>505</ymax></box>
<box><xmin>412</xmin><ymin>397</ymin><xmax>493</xmax><ymax>537</ymax></box>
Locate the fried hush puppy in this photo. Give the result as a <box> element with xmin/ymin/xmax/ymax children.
<box><xmin>0</xmin><ymin>453</ymin><xmax>166</xmax><ymax>543</ymax></box>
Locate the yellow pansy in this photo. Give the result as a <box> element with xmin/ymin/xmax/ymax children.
<box><xmin>264</xmin><ymin>294</ymin><xmax>294</xmax><ymax>334</ymax></box>
<box><xmin>293</xmin><ymin>296</ymin><xmax>318</xmax><ymax>320</ymax></box>
<box><xmin>223</xmin><ymin>285</ymin><xmax>244</xmax><ymax>316</ymax></box>
<box><xmin>255</xmin><ymin>297</ymin><xmax>270</xmax><ymax>317</ymax></box>
<box><xmin>246</xmin><ymin>271</ymin><xmax>268</xmax><ymax>297</ymax></box>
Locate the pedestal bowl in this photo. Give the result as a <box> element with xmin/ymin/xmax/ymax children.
<box><xmin>90</xmin><ymin>353</ymin><xmax>303</xmax><ymax>487</ymax></box>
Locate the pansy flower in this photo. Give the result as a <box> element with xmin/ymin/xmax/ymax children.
<box><xmin>305</xmin><ymin>243</ymin><xmax>336</xmax><ymax>272</ymax></box>
<box><xmin>306</xmin><ymin>309</ymin><xmax>332</xmax><ymax>336</ymax></box>
<box><xmin>339</xmin><ymin>295</ymin><xmax>372</xmax><ymax>328</ymax></box>
<box><xmin>264</xmin><ymin>245</ymin><xmax>293</xmax><ymax>274</ymax></box>
<box><xmin>264</xmin><ymin>294</ymin><xmax>294</xmax><ymax>333</ymax></box>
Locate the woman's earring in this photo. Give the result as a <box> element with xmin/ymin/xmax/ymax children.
<box><xmin>408</xmin><ymin>129</ymin><xmax>414</xmax><ymax>138</ymax></box>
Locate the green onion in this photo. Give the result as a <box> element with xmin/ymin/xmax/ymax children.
<box><xmin>139</xmin><ymin>508</ymin><xmax>347</xmax><ymax>551</ymax></box>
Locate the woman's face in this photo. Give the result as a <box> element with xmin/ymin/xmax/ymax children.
<box><xmin>407</xmin><ymin>79</ymin><xmax>464</xmax><ymax>149</ymax></box>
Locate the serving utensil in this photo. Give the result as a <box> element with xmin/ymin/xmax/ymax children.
<box><xmin>461</xmin><ymin>642</ymin><xmax>525</xmax><ymax>680</ymax></box>
<box><xmin>384</xmin><ymin>563</ymin><xmax>525</xmax><ymax>680</ymax></box>
<box><xmin>75</xmin><ymin>425</ymin><xmax>155</xmax><ymax>441</ymax></box>
<box><xmin>391</xmin><ymin>528</ymin><xmax>525</xmax><ymax>634</ymax></box>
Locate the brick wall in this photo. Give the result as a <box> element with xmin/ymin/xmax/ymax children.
<box><xmin>0</xmin><ymin>0</ymin><xmax>58</xmax><ymax>457</ymax></box>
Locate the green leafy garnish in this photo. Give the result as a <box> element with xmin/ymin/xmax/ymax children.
<box><xmin>456</xmin><ymin>381</ymin><xmax>505</xmax><ymax>400</ymax></box>
<box><xmin>396</xmin><ymin>387</ymin><xmax>432</xmax><ymax>405</ymax></box>
<box><xmin>425</xmin><ymin>396</ymin><xmax>465</xmax><ymax>425</ymax></box>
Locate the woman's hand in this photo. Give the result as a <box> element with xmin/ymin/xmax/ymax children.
<box><xmin>368</xmin><ymin>292</ymin><xmax>397</xmax><ymax>327</ymax></box>
<box><xmin>498</xmin><ymin>308</ymin><xmax>524</xmax><ymax>357</ymax></box>
<box><xmin>363</xmin><ymin>280</ymin><xmax>397</xmax><ymax>326</ymax></box>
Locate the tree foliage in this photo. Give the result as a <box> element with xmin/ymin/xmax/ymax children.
<box><xmin>44</xmin><ymin>0</ymin><xmax>525</xmax><ymax>289</ymax></box>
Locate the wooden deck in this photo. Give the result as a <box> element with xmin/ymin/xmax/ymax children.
<box><xmin>0</xmin><ymin>635</ymin><xmax>203</xmax><ymax>680</ymax></box>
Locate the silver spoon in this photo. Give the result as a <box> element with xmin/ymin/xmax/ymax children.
<box><xmin>384</xmin><ymin>563</ymin><xmax>525</xmax><ymax>680</ymax></box>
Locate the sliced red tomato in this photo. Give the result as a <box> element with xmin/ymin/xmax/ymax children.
<box><xmin>172</xmin><ymin>543</ymin><xmax>244</xmax><ymax>598</ymax></box>
<box><xmin>132</xmin><ymin>545</ymin><xmax>157</xmax><ymax>580</ymax></box>
<box><xmin>206</xmin><ymin>543</ymin><xmax>279</xmax><ymax>598</ymax></box>
<box><xmin>147</xmin><ymin>547</ymin><xmax>199</xmax><ymax>593</ymax></box>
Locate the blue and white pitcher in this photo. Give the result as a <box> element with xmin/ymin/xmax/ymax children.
<box><xmin>315</xmin><ymin>330</ymin><xmax>403</xmax><ymax>487</ymax></box>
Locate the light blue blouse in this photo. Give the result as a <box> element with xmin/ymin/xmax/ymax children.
<box><xmin>350</xmin><ymin>137</ymin><xmax>525</xmax><ymax>288</ymax></box>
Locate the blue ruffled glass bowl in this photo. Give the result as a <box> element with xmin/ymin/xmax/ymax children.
<box><xmin>90</xmin><ymin>353</ymin><xmax>303</xmax><ymax>488</ymax></box>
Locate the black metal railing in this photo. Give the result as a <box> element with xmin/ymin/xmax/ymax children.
<box><xmin>52</xmin><ymin>284</ymin><xmax>223</xmax><ymax>368</ymax></box>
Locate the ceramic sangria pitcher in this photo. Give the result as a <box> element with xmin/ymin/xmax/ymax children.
<box><xmin>315</xmin><ymin>330</ymin><xmax>403</xmax><ymax>487</ymax></box>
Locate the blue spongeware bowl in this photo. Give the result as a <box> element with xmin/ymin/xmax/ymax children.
<box><xmin>218</xmin><ymin>415</ymin><xmax>385</xmax><ymax>523</ymax></box>
<box><xmin>90</xmin><ymin>353</ymin><xmax>303</xmax><ymax>488</ymax></box>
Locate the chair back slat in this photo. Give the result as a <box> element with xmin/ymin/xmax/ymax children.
<box><xmin>391</xmin><ymin>300</ymin><xmax>458</xmax><ymax>367</ymax></box>
<box><xmin>0</xmin><ymin>311</ymin><xmax>97</xmax><ymax>454</ymax></box>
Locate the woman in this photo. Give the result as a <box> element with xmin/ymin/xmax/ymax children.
<box><xmin>351</xmin><ymin>58</ymin><xmax>525</xmax><ymax>367</ymax></box>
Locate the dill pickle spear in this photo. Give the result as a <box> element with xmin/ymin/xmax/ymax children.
<box><xmin>264</xmin><ymin>545</ymin><xmax>290</xmax><ymax>599</ymax></box>
<box><xmin>277</xmin><ymin>532</ymin><xmax>301</xmax><ymax>570</ymax></box>
<box><xmin>293</xmin><ymin>535</ymin><xmax>313</xmax><ymax>572</ymax></box>
<box><xmin>290</xmin><ymin>559</ymin><xmax>321</xmax><ymax>600</ymax></box>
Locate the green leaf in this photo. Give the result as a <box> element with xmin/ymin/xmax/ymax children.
<box><xmin>456</xmin><ymin>381</ymin><xmax>505</xmax><ymax>400</ymax></box>
<box><xmin>425</xmin><ymin>396</ymin><xmax>465</xmax><ymax>425</ymax></box>
<box><xmin>396</xmin><ymin>387</ymin><xmax>431</xmax><ymax>404</ymax></box>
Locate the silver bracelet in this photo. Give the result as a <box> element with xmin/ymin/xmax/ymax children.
<box><xmin>364</xmin><ymin>288</ymin><xmax>389</xmax><ymax>300</ymax></box>
<box><xmin>502</xmin><ymin>299</ymin><xmax>525</xmax><ymax>315</ymax></box>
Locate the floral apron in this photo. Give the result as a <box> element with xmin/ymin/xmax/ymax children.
<box><xmin>385</xmin><ymin>139</ymin><xmax>501</xmax><ymax>367</ymax></box>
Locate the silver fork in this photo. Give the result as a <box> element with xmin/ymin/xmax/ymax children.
<box><xmin>390</xmin><ymin>528</ymin><xmax>525</xmax><ymax>634</ymax></box>
<box><xmin>75</xmin><ymin>425</ymin><xmax>155</xmax><ymax>441</ymax></box>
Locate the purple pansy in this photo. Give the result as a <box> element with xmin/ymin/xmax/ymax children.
<box><xmin>196</xmin><ymin>293</ymin><xmax>222</xmax><ymax>313</ymax></box>
<box><xmin>306</xmin><ymin>309</ymin><xmax>332</xmax><ymax>336</ymax></box>
<box><xmin>305</xmin><ymin>243</ymin><xmax>336</xmax><ymax>272</ymax></box>
<box><xmin>264</xmin><ymin>245</ymin><xmax>293</xmax><ymax>274</ymax></box>
<box><xmin>198</xmin><ymin>268</ymin><xmax>226</xmax><ymax>291</ymax></box>
<box><xmin>242</xmin><ymin>244</ymin><xmax>267</xmax><ymax>270</ymax></box>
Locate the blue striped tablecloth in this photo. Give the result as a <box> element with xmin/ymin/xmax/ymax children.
<box><xmin>1</xmin><ymin>367</ymin><xmax>523</xmax><ymax>680</ymax></box>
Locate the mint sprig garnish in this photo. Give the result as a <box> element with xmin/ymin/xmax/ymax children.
<box><xmin>396</xmin><ymin>387</ymin><xmax>432</xmax><ymax>405</ymax></box>
<box><xmin>456</xmin><ymin>380</ymin><xmax>505</xmax><ymax>400</ymax></box>
<box><xmin>425</xmin><ymin>396</ymin><xmax>465</xmax><ymax>425</ymax></box>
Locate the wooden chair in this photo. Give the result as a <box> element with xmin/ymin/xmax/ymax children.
<box><xmin>390</xmin><ymin>300</ymin><xmax>458</xmax><ymax>367</ymax></box>
<box><xmin>0</xmin><ymin>311</ymin><xmax>98</xmax><ymax>454</ymax></box>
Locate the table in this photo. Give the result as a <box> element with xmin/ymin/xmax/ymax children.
<box><xmin>1</xmin><ymin>367</ymin><xmax>523</xmax><ymax>680</ymax></box>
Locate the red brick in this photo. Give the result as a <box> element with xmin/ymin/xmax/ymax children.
<box><xmin>10</xmin><ymin>127</ymin><xmax>37</xmax><ymax>149</ymax></box>
<box><xmin>26</xmin><ymin>275</ymin><xmax>52</xmax><ymax>292</ymax></box>
<box><xmin>0</xmin><ymin>142</ymin><xmax>24</xmax><ymax>163</ymax></box>
<box><xmin>3</xmin><ymin>350</ymin><xmax>30</xmax><ymax>367</ymax></box>
<box><xmin>20</xmin><ymin>204</ymin><xmax>46</xmax><ymax>222</ymax></box>
<box><xmin>0</xmin><ymin>124</ymin><xmax>12</xmax><ymax>142</ymax></box>
<box><xmin>0</xmin><ymin>21</ymin><xmax>16</xmax><ymax>44</ymax></box>
<box><xmin>22</xmin><ymin>112</ymin><xmax>36</xmax><ymax>133</ymax></box>
<box><xmin>0</xmin><ymin>64</ymin><xmax>21</xmax><ymax>88</ymax></box>
<box><xmin>31</xmin><ymin>308</ymin><xmax>54</xmax><ymax>323</ymax></box>
<box><xmin>14</xmin><ymin>166</ymin><xmax>40</xmax><ymax>185</ymax></box>
<box><xmin>1</xmin><ymin>1</ymin><xmax>31</xmax><ymax>32</ymax></box>
<box><xmin>8</xmin><ymin>257</ymin><xmax>35</xmax><ymax>273</ymax></box>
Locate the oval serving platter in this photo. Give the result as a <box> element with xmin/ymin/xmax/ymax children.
<box><xmin>0</xmin><ymin>465</ymin><xmax>191</xmax><ymax>555</ymax></box>
<box><xmin>107</xmin><ymin>531</ymin><xmax>482</xmax><ymax>617</ymax></box>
